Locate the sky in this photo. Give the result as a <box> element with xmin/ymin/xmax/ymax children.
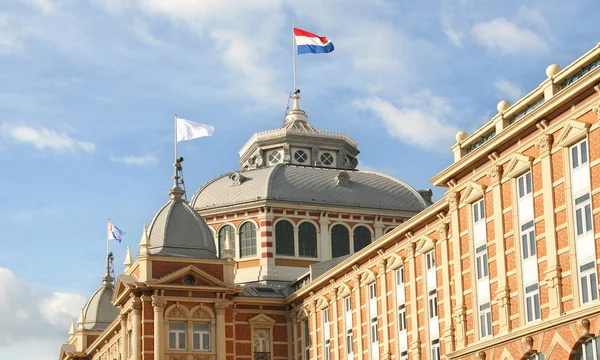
<box><xmin>0</xmin><ymin>0</ymin><xmax>598</xmax><ymax>358</ymax></box>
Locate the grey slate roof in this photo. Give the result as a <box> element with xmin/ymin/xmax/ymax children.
<box><xmin>81</xmin><ymin>283</ymin><xmax>119</xmax><ymax>332</ymax></box>
<box><xmin>147</xmin><ymin>195</ymin><xmax>218</xmax><ymax>258</ymax></box>
<box><xmin>191</xmin><ymin>164</ymin><xmax>428</xmax><ymax>212</ymax></box>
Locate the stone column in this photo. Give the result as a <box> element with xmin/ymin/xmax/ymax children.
<box><xmin>537</xmin><ymin>134</ymin><xmax>563</xmax><ymax>317</ymax></box>
<box><xmin>374</xmin><ymin>216</ymin><xmax>384</xmax><ymax>239</ymax></box>
<box><xmin>437</xmin><ymin>223</ymin><xmax>454</xmax><ymax>353</ymax></box>
<box><xmin>215</xmin><ymin>302</ymin><xmax>229</xmax><ymax>360</ymax></box>
<box><xmin>489</xmin><ymin>165</ymin><xmax>511</xmax><ymax>333</ymax></box>
<box><xmin>319</xmin><ymin>212</ymin><xmax>331</xmax><ymax>261</ymax></box>
<box><xmin>352</xmin><ymin>274</ymin><xmax>363</xmax><ymax>358</ymax></box>
<box><xmin>131</xmin><ymin>296</ymin><xmax>141</xmax><ymax>360</ymax></box>
<box><xmin>152</xmin><ymin>296</ymin><xmax>166</xmax><ymax>360</ymax></box>
<box><xmin>447</xmin><ymin>191</ymin><xmax>467</xmax><ymax>349</ymax></box>
<box><xmin>120</xmin><ymin>313</ymin><xmax>128</xmax><ymax>360</ymax></box>
<box><xmin>407</xmin><ymin>242</ymin><xmax>421</xmax><ymax>360</ymax></box>
<box><xmin>329</xmin><ymin>289</ymin><xmax>339</xmax><ymax>360</ymax></box>
<box><xmin>377</xmin><ymin>260</ymin><xmax>391</xmax><ymax>360</ymax></box>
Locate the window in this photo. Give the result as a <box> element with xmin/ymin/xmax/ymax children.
<box><xmin>294</xmin><ymin>150</ymin><xmax>308</xmax><ymax>163</ymax></box>
<box><xmin>575</xmin><ymin>193</ymin><xmax>593</xmax><ymax>237</ymax></box>
<box><xmin>518</xmin><ymin>172</ymin><xmax>533</xmax><ymax>198</ymax></box>
<box><xmin>479</xmin><ymin>303</ymin><xmax>492</xmax><ymax>338</ymax></box>
<box><xmin>218</xmin><ymin>225</ymin><xmax>236</xmax><ymax>258</ymax></box>
<box><xmin>368</xmin><ymin>282</ymin><xmax>378</xmax><ymax>356</ymax></box>
<box><xmin>344</xmin><ymin>296</ymin><xmax>353</xmax><ymax>359</ymax></box>
<box><xmin>527</xmin><ymin>353</ymin><xmax>546</xmax><ymax>360</ymax></box>
<box><xmin>521</xmin><ymin>221</ymin><xmax>536</xmax><ymax>260</ymax></box>
<box><xmin>426</xmin><ymin>251</ymin><xmax>435</xmax><ymax>270</ymax></box>
<box><xmin>473</xmin><ymin>199</ymin><xmax>485</xmax><ymax>223</ymax></box>
<box><xmin>298</xmin><ymin>222</ymin><xmax>318</xmax><ymax>258</ymax></box>
<box><xmin>303</xmin><ymin>320</ymin><xmax>310</xmax><ymax>360</ymax></box>
<box><xmin>575</xmin><ymin>336</ymin><xmax>600</xmax><ymax>360</ymax></box>
<box><xmin>168</xmin><ymin>322</ymin><xmax>187</xmax><ymax>350</ymax></box>
<box><xmin>396</xmin><ymin>268</ymin><xmax>406</xmax><ymax>331</ymax></box>
<box><xmin>192</xmin><ymin>323</ymin><xmax>211</xmax><ymax>352</ymax></box>
<box><xmin>571</xmin><ymin>139</ymin><xmax>589</xmax><ymax>170</ymax></box>
<box><xmin>320</xmin><ymin>152</ymin><xmax>334</xmax><ymax>165</ymax></box>
<box><xmin>239</xmin><ymin>222</ymin><xmax>257</xmax><ymax>257</ymax></box>
<box><xmin>323</xmin><ymin>308</ymin><xmax>331</xmax><ymax>360</ymax></box>
<box><xmin>580</xmin><ymin>261</ymin><xmax>599</xmax><ymax>305</ymax></box>
<box><xmin>431</xmin><ymin>339</ymin><xmax>441</xmax><ymax>360</ymax></box>
<box><xmin>353</xmin><ymin>226</ymin><xmax>372</xmax><ymax>253</ymax></box>
<box><xmin>275</xmin><ymin>220</ymin><xmax>295</xmax><ymax>256</ymax></box>
<box><xmin>475</xmin><ymin>245</ymin><xmax>489</xmax><ymax>280</ymax></box>
<box><xmin>428</xmin><ymin>290</ymin><xmax>438</xmax><ymax>319</ymax></box>
<box><xmin>331</xmin><ymin>225</ymin><xmax>350</xmax><ymax>258</ymax></box>
<box><xmin>396</xmin><ymin>267</ymin><xmax>405</xmax><ymax>286</ymax></box>
<box><xmin>525</xmin><ymin>284</ymin><xmax>541</xmax><ymax>323</ymax></box>
<box><xmin>268</xmin><ymin>151</ymin><xmax>282</xmax><ymax>164</ymax></box>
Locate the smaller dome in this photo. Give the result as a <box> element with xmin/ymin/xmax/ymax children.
<box><xmin>146</xmin><ymin>164</ymin><xmax>217</xmax><ymax>259</ymax></box>
<box><xmin>497</xmin><ymin>100</ymin><xmax>511</xmax><ymax>113</ymax></box>
<box><xmin>546</xmin><ymin>64</ymin><xmax>561</xmax><ymax>78</ymax></box>
<box><xmin>80</xmin><ymin>274</ymin><xmax>119</xmax><ymax>332</ymax></box>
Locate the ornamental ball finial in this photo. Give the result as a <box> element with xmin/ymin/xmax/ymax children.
<box><xmin>546</xmin><ymin>64</ymin><xmax>561</xmax><ymax>78</ymax></box>
<box><xmin>497</xmin><ymin>100</ymin><xmax>511</xmax><ymax>113</ymax></box>
<box><xmin>455</xmin><ymin>131</ymin><xmax>468</xmax><ymax>142</ymax></box>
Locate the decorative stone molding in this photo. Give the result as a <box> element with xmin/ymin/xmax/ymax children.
<box><xmin>460</xmin><ymin>181</ymin><xmax>487</xmax><ymax>205</ymax></box>
<box><xmin>555</xmin><ymin>120</ymin><xmax>589</xmax><ymax>148</ymax></box>
<box><xmin>214</xmin><ymin>302</ymin><xmax>228</xmax><ymax>316</ymax></box>
<box><xmin>131</xmin><ymin>295</ymin><xmax>142</xmax><ymax>314</ymax></box>
<box><xmin>191</xmin><ymin>306</ymin><xmax>215</xmax><ymax>319</ymax></box>
<box><xmin>166</xmin><ymin>304</ymin><xmax>188</xmax><ymax>318</ymax></box>
<box><xmin>524</xmin><ymin>336</ymin><xmax>534</xmax><ymax>352</ymax></box>
<box><xmin>437</xmin><ymin>223</ymin><xmax>448</xmax><ymax>240</ymax></box>
<box><xmin>151</xmin><ymin>296</ymin><xmax>166</xmax><ymax>311</ymax></box>
<box><xmin>536</xmin><ymin>133</ymin><xmax>554</xmax><ymax>157</ymax></box>
<box><xmin>581</xmin><ymin>318</ymin><xmax>591</xmax><ymax>335</ymax></box>
<box><xmin>487</xmin><ymin>165</ymin><xmax>503</xmax><ymax>187</ymax></box>
<box><xmin>406</xmin><ymin>242</ymin><xmax>416</xmax><ymax>259</ymax></box>
<box><xmin>504</xmin><ymin>153</ymin><xmax>534</xmax><ymax>179</ymax></box>
<box><xmin>446</xmin><ymin>191</ymin><xmax>459</xmax><ymax>212</ymax></box>
<box><xmin>377</xmin><ymin>259</ymin><xmax>386</xmax><ymax>275</ymax></box>
<box><xmin>385</xmin><ymin>252</ymin><xmax>405</xmax><ymax>270</ymax></box>
<box><xmin>414</xmin><ymin>235</ymin><xmax>436</xmax><ymax>255</ymax></box>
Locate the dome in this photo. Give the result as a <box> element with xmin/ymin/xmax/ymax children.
<box><xmin>80</xmin><ymin>273</ymin><xmax>119</xmax><ymax>332</ymax></box>
<box><xmin>191</xmin><ymin>164</ymin><xmax>430</xmax><ymax>212</ymax></box>
<box><xmin>146</xmin><ymin>167</ymin><xmax>217</xmax><ymax>258</ymax></box>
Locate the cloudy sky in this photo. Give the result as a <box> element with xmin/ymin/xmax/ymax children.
<box><xmin>0</xmin><ymin>0</ymin><xmax>597</xmax><ymax>358</ymax></box>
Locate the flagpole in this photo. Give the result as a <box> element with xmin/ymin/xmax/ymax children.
<box><xmin>292</xmin><ymin>22</ymin><xmax>296</xmax><ymax>92</ymax></box>
<box><xmin>174</xmin><ymin>114</ymin><xmax>178</xmax><ymax>164</ymax></box>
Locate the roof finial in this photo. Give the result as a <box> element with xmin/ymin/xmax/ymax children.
<box><xmin>169</xmin><ymin>158</ymin><xmax>185</xmax><ymax>200</ymax></box>
<box><xmin>139</xmin><ymin>225</ymin><xmax>150</xmax><ymax>256</ymax></box>
<box><xmin>102</xmin><ymin>252</ymin><xmax>114</xmax><ymax>287</ymax></box>
<box><xmin>77</xmin><ymin>309</ymin><xmax>85</xmax><ymax>330</ymax></box>
<box><xmin>123</xmin><ymin>246</ymin><xmax>133</xmax><ymax>270</ymax></box>
<box><xmin>69</xmin><ymin>319</ymin><xmax>75</xmax><ymax>335</ymax></box>
<box><xmin>284</xmin><ymin>90</ymin><xmax>309</xmax><ymax>125</ymax></box>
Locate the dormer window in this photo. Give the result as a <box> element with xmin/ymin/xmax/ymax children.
<box><xmin>320</xmin><ymin>152</ymin><xmax>335</xmax><ymax>166</ymax></box>
<box><xmin>294</xmin><ymin>149</ymin><xmax>309</xmax><ymax>164</ymax></box>
<box><xmin>268</xmin><ymin>151</ymin><xmax>282</xmax><ymax>165</ymax></box>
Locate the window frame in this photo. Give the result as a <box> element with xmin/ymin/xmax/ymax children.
<box><xmin>520</xmin><ymin>221</ymin><xmax>536</xmax><ymax>260</ymax></box>
<box><xmin>479</xmin><ymin>302</ymin><xmax>492</xmax><ymax>339</ymax></box>
<box><xmin>343</xmin><ymin>296</ymin><xmax>354</xmax><ymax>359</ymax></box>
<box><xmin>168</xmin><ymin>322</ymin><xmax>188</xmax><ymax>351</ymax></box>
<box><xmin>218</xmin><ymin>225</ymin><xmax>236</xmax><ymax>258</ymax></box>
<box><xmin>579</xmin><ymin>261</ymin><xmax>599</xmax><ymax>305</ymax></box>
<box><xmin>239</xmin><ymin>222</ymin><xmax>257</xmax><ymax>258</ymax></box>
<box><xmin>275</xmin><ymin>220</ymin><xmax>295</xmax><ymax>256</ymax></box>
<box><xmin>517</xmin><ymin>171</ymin><xmax>533</xmax><ymax>199</ymax></box>
<box><xmin>428</xmin><ymin>289</ymin><xmax>438</xmax><ymax>319</ymax></box>
<box><xmin>353</xmin><ymin>226</ymin><xmax>372</xmax><ymax>253</ymax></box>
<box><xmin>192</xmin><ymin>323</ymin><xmax>211</xmax><ymax>352</ymax></box>
<box><xmin>570</xmin><ymin>139</ymin><xmax>589</xmax><ymax>170</ymax></box>
<box><xmin>298</xmin><ymin>222</ymin><xmax>318</xmax><ymax>258</ymax></box>
<box><xmin>331</xmin><ymin>224</ymin><xmax>350</xmax><ymax>258</ymax></box>
<box><xmin>472</xmin><ymin>198</ymin><xmax>486</xmax><ymax>223</ymax></box>
<box><xmin>475</xmin><ymin>244</ymin><xmax>489</xmax><ymax>280</ymax></box>
<box><xmin>574</xmin><ymin>193</ymin><xmax>593</xmax><ymax>237</ymax></box>
<box><xmin>525</xmin><ymin>284</ymin><xmax>541</xmax><ymax>323</ymax></box>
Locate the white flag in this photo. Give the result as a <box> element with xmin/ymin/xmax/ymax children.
<box><xmin>176</xmin><ymin>118</ymin><xmax>214</xmax><ymax>142</ymax></box>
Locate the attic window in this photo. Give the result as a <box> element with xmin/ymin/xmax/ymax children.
<box><xmin>321</xmin><ymin>152</ymin><xmax>334</xmax><ymax>165</ymax></box>
<box><xmin>294</xmin><ymin>150</ymin><xmax>308</xmax><ymax>163</ymax></box>
<box><xmin>183</xmin><ymin>275</ymin><xmax>196</xmax><ymax>285</ymax></box>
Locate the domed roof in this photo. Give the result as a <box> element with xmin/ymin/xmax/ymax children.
<box><xmin>146</xmin><ymin>164</ymin><xmax>217</xmax><ymax>258</ymax></box>
<box><xmin>80</xmin><ymin>258</ymin><xmax>119</xmax><ymax>332</ymax></box>
<box><xmin>191</xmin><ymin>164</ymin><xmax>429</xmax><ymax>212</ymax></box>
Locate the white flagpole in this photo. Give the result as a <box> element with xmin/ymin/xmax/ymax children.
<box><xmin>292</xmin><ymin>22</ymin><xmax>297</xmax><ymax>92</ymax></box>
<box><xmin>174</xmin><ymin>114</ymin><xmax>178</xmax><ymax>163</ymax></box>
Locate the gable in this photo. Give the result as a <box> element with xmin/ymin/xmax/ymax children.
<box><xmin>504</xmin><ymin>153</ymin><xmax>534</xmax><ymax>179</ymax></box>
<box><xmin>152</xmin><ymin>264</ymin><xmax>228</xmax><ymax>289</ymax></box>
<box><xmin>556</xmin><ymin>119</ymin><xmax>590</xmax><ymax>148</ymax></box>
<box><xmin>460</xmin><ymin>181</ymin><xmax>487</xmax><ymax>205</ymax></box>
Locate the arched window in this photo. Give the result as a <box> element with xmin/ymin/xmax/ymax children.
<box><xmin>276</xmin><ymin>220</ymin><xmax>295</xmax><ymax>256</ymax></box>
<box><xmin>239</xmin><ymin>222</ymin><xmax>257</xmax><ymax>258</ymax></box>
<box><xmin>385</xmin><ymin>227</ymin><xmax>396</xmax><ymax>234</ymax></box>
<box><xmin>218</xmin><ymin>225</ymin><xmax>235</xmax><ymax>258</ymax></box>
<box><xmin>331</xmin><ymin>225</ymin><xmax>350</xmax><ymax>258</ymax></box>
<box><xmin>299</xmin><ymin>222</ymin><xmax>317</xmax><ymax>258</ymax></box>
<box><xmin>575</xmin><ymin>336</ymin><xmax>600</xmax><ymax>360</ymax></box>
<box><xmin>353</xmin><ymin>226</ymin><xmax>372</xmax><ymax>252</ymax></box>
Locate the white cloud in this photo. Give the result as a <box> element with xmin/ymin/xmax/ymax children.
<box><xmin>23</xmin><ymin>0</ymin><xmax>57</xmax><ymax>14</ymax></box>
<box><xmin>472</xmin><ymin>17</ymin><xmax>549</xmax><ymax>55</ymax></box>
<box><xmin>494</xmin><ymin>79</ymin><xmax>524</xmax><ymax>103</ymax></box>
<box><xmin>131</xmin><ymin>18</ymin><xmax>163</xmax><ymax>46</ymax></box>
<box><xmin>354</xmin><ymin>92</ymin><xmax>459</xmax><ymax>150</ymax></box>
<box><xmin>444</xmin><ymin>27</ymin><xmax>463</xmax><ymax>47</ymax></box>
<box><xmin>110</xmin><ymin>154</ymin><xmax>157</xmax><ymax>166</ymax></box>
<box><xmin>0</xmin><ymin>268</ymin><xmax>85</xmax><ymax>347</ymax></box>
<box><xmin>0</xmin><ymin>124</ymin><xmax>95</xmax><ymax>153</ymax></box>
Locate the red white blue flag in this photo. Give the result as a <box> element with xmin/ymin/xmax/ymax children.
<box><xmin>294</xmin><ymin>27</ymin><xmax>334</xmax><ymax>55</ymax></box>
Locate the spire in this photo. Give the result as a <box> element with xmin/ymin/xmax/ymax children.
<box><xmin>69</xmin><ymin>319</ymin><xmax>75</xmax><ymax>335</ymax></box>
<box><xmin>139</xmin><ymin>225</ymin><xmax>150</xmax><ymax>256</ymax></box>
<box><xmin>123</xmin><ymin>246</ymin><xmax>133</xmax><ymax>269</ymax></box>
<box><xmin>168</xmin><ymin>160</ymin><xmax>185</xmax><ymax>200</ymax></box>
<box><xmin>101</xmin><ymin>252</ymin><xmax>114</xmax><ymax>287</ymax></box>
<box><xmin>77</xmin><ymin>309</ymin><xmax>85</xmax><ymax>330</ymax></box>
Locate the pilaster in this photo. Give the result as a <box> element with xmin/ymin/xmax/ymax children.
<box><xmin>319</xmin><ymin>212</ymin><xmax>331</xmax><ymax>261</ymax></box>
<box><xmin>120</xmin><ymin>313</ymin><xmax>128</xmax><ymax>360</ymax></box>
<box><xmin>151</xmin><ymin>296</ymin><xmax>166</xmax><ymax>360</ymax></box>
<box><xmin>131</xmin><ymin>295</ymin><xmax>142</xmax><ymax>360</ymax></box>
<box><xmin>437</xmin><ymin>223</ymin><xmax>454</xmax><ymax>354</ymax></box>
<box><xmin>215</xmin><ymin>302</ymin><xmax>229</xmax><ymax>360</ymax></box>
<box><xmin>374</xmin><ymin>216</ymin><xmax>384</xmax><ymax>239</ymax></box>
<box><xmin>407</xmin><ymin>242</ymin><xmax>421</xmax><ymax>360</ymax></box>
<box><xmin>352</xmin><ymin>274</ymin><xmax>363</xmax><ymax>358</ymax></box>
<box><xmin>377</xmin><ymin>260</ymin><xmax>391</xmax><ymax>360</ymax></box>
<box><xmin>258</xmin><ymin>208</ymin><xmax>275</xmax><ymax>280</ymax></box>
<box><xmin>329</xmin><ymin>289</ymin><xmax>339</xmax><ymax>360</ymax></box>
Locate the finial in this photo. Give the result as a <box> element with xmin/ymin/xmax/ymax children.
<box><xmin>139</xmin><ymin>225</ymin><xmax>150</xmax><ymax>256</ymax></box>
<box><xmin>284</xmin><ymin>90</ymin><xmax>309</xmax><ymax>124</ymax></box>
<box><xmin>69</xmin><ymin>319</ymin><xmax>75</xmax><ymax>335</ymax></box>
<box><xmin>169</xmin><ymin>158</ymin><xmax>185</xmax><ymax>199</ymax></box>
<box><xmin>123</xmin><ymin>246</ymin><xmax>133</xmax><ymax>269</ymax></box>
<box><xmin>222</xmin><ymin>231</ymin><xmax>233</xmax><ymax>260</ymax></box>
<box><xmin>291</xmin><ymin>93</ymin><xmax>300</xmax><ymax>110</ymax></box>
<box><xmin>102</xmin><ymin>252</ymin><xmax>114</xmax><ymax>287</ymax></box>
<box><xmin>77</xmin><ymin>309</ymin><xmax>85</xmax><ymax>330</ymax></box>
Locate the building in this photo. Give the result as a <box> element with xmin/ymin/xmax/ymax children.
<box><xmin>59</xmin><ymin>43</ymin><xmax>600</xmax><ymax>360</ymax></box>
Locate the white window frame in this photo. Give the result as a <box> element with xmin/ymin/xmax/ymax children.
<box><xmin>473</xmin><ymin>198</ymin><xmax>485</xmax><ymax>223</ymax></box>
<box><xmin>574</xmin><ymin>193</ymin><xmax>593</xmax><ymax>237</ymax></box>
<box><xmin>431</xmin><ymin>339</ymin><xmax>441</xmax><ymax>360</ymax></box>
<box><xmin>343</xmin><ymin>296</ymin><xmax>354</xmax><ymax>360</ymax></box>
<box><xmin>368</xmin><ymin>282</ymin><xmax>379</xmax><ymax>356</ymax></box>
<box><xmin>520</xmin><ymin>221</ymin><xmax>536</xmax><ymax>260</ymax></box>
<box><xmin>576</xmin><ymin>336</ymin><xmax>600</xmax><ymax>360</ymax></box>
<box><xmin>303</xmin><ymin>320</ymin><xmax>310</xmax><ymax>360</ymax></box>
<box><xmin>479</xmin><ymin>302</ymin><xmax>492</xmax><ymax>339</ymax></box>
<box><xmin>579</xmin><ymin>261</ymin><xmax>599</xmax><ymax>305</ymax></box>
<box><xmin>525</xmin><ymin>284</ymin><xmax>541</xmax><ymax>323</ymax></box>
<box><xmin>475</xmin><ymin>244</ymin><xmax>489</xmax><ymax>280</ymax></box>
<box><xmin>323</xmin><ymin>308</ymin><xmax>331</xmax><ymax>360</ymax></box>
<box><xmin>428</xmin><ymin>289</ymin><xmax>438</xmax><ymax>319</ymax></box>
<box><xmin>517</xmin><ymin>171</ymin><xmax>533</xmax><ymax>199</ymax></box>
<box><xmin>570</xmin><ymin>139</ymin><xmax>589</xmax><ymax>170</ymax></box>
<box><xmin>192</xmin><ymin>323</ymin><xmax>211</xmax><ymax>352</ymax></box>
<box><xmin>426</xmin><ymin>251</ymin><xmax>435</xmax><ymax>270</ymax></box>
<box><xmin>168</xmin><ymin>322</ymin><xmax>187</xmax><ymax>351</ymax></box>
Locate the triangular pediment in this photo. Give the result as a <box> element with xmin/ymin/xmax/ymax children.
<box><xmin>415</xmin><ymin>235</ymin><xmax>436</xmax><ymax>255</ymax></box>
<box><xmin>152</xmin><ymin>264</ymin><xmax>228</xmax><ymax>289</ymax></box>
<box><xmin>504</xmin><ymin>153</ymin><xmax>533</xmax><ymax>179</ymax></box>
<box><xmin>248</xmin><ymin>313</ymin><xmax>276</xmax><ymax>325</ymax></box>
<box><xmin>112</xmin><ymin>275</ymin><xmax>137</xmax><ymax>304</ymax></box>
<box><xmin>315</xmin><ymin>295</ymin><xmax>329</xmax><ymax>310</ymax></box>
<box><xmin>336</xmin><ymin>282</ymin><xmax>352</xmax><ymax>298</ymax></box>
<box><xmin>360</xmin><ymin>268</ymin><xmax>377</xmax><ymax>284</ymax></box>
<box><xmin>460</xmin><ymin>181</ymin><xmax>487</xmax><ymax>205</ymax></box>
<box><xmin>556</xmin><ymin>119</ymin><xmax>590</xmax><ymax>148</ymax></box>
<box><xmin>385</xmin><ymin>252</ymin><xmax>405</xmax><ymax>270</ymax></box>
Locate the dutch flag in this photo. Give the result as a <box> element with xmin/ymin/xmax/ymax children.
<box><xmin>294</xmin><ymin>27</ymin><xmax>334</xmax><ymax>55</ymax></box>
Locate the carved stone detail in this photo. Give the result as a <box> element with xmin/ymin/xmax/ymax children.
<box><xmin>437</xmin><ymin>223</ymin><xmax>448</xmax><ymax>240</ymax></box>
<box><xmin>168</xmin><ymin>306</ymin><xmax>187</xmax><ymax>318</ymax></box>
<box><xmin>536</xmin><ymin>134</ymin><xmax>554</xmax><ymax>157</ymax></box>
<box><xmin>214</xmin><ymin>302</ymin><xmax>228</xmax><ymax>315</ymax></box>
<box><xmin>446</xmin><ymin>191</ymin><xmax>459</xmax><ymax>212</ymax></box>
<box><xmin>151</xmin><ymin>296</ymin><xmax>166</xmax><ymax>311</ymax></box>
<box><xmin>487</xmin><ymin>165</ymin><xmax>502</xmax><ymax>187</ymax></box>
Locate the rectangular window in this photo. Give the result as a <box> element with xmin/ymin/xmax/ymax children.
<box><xmin>428</xmin><ymin>290</ymin><xmax>438</xmax><ymax>319</ymax></box>
<box><xmin>396</xmin><ymin>267</ymin><xmax>405</xmax><ymax>286</ymax></box>
<box><xmin>475</xmin><ymin>245</ymin><xmax>489</xmax><ymax>280</ymax></box>
<box><xmin>518</xmin><ymin>172</ymin><xmax>533</xmax><ymax>198</ymax></box>
<box><xmin>479</xmin><ymin>303</ymin><xmax>492</xmax><ymax>338</ymax></box>
<box><xmin>368</xmin><ymin>282</ymin><xmax>378</xmax><ymax>356</ymax></box>
<box><xmin>192</xmin><ymin>323</ymin><xmax>211</xmax><ymax>351</ymax></box>
<box><xmin>370</xmin><ymin>319</ymin><xmax>379</xmax><ymax>343</ymax></box>
<box><xmin>426</xmin><ymin>251</ymin><xmax>435</xmax><ymax>270</ymax></box>
<box><xmin>473</xmin><ymin>199</ymin><xmax>485</xmax><ymax>223</ymax></box>
<box><xmin>369</xmin><ymin>282</ymin><xmax>377</xmax><ymax>300</ymax></box>
<box><xmin>397</xmin><ymin>304</ymin><xmax>407</xmax><ymax>331</ymax></box>
<box><xmin>343</xmin><ymin>296</ymin><xmax>353</xmax><ymax>359</ymax></box>
<box><xmin>571</xmin><ymin>139</ymin><xmax>589</xmax><ymax>170</ymax></box>
<box><xmin>575</xmin><ymin>193</ymin><xmax>593</xmax><ymax>237</ymax></box>
<box><xmin>580</xmin><ymin>261</ymin><xmax>599</xmax><ymax>305</ymax></box>
<box><xmin>323</xmin><ymin>308</ymin><xmax>331</xmax><ymax>360</ymax></box>
<box><xmin>168</xmin><ymin>322</ymin><xmax>187</xmax><ymax>350</ymax></box>
<box><xmin>303</xmin><ymin>320</ymin><xmax>310</xmax><ymax>360</ymax></box>
<box><xmin>431</xmin><ymin>339</ymin><xmax>441</xmax><ymax>360</ymax></box>
<box><xmin>525</xmin><ymin>284</ymin><xmax>541</xmax><ymax>323</ymax></box>
<box><xmin>520</xmin><ymin>221</ymin><xmax>536</xmax><ymax>260</ymax></box>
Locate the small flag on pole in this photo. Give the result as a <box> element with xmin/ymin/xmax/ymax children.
<box><xmin>108</xmin><ymin>221</ymin><xmax>125</xmax><ymax>243</ymax></box>
<box><xmin>176</xmin><ymin>118</ymin><xmax>214</xmax><ymax>142</ymax></box>
<box><xmin>294</xmin><ymin>28</ymin><xmax>334</xmax><ymax>55</ymax></box>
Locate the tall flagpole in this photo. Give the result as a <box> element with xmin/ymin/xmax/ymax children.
<box><xmin>174</xmin><ymin>114</ymin><xmax>178</xmax><ymax>163</ymax></box>
<box><xmin>292</xmin><ymin>22</ymin><xmax>297</xmax><ymax>92</ymax></box>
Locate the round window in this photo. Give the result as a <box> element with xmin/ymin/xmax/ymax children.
<box><xmin>268</xmin><ymin>151</ymin><xmax>282</xmax><ymax>164</ymax></box>
<box><xmin>182</xmin><ymin>275</ymin><xmax>196</xmax><ymax>285</ymax></box>
<box><xmin>294</xmin><ymin>150</ymin><xmax>308</xmax><ymax>163</ymax></box>
<box><xmin>320</xmin><ymin>152</ymin><xmax>334</xmax><ymax>165</ymax></box>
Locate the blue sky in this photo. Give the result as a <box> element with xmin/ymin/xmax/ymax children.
<box><xmin>0</xmin><ymin>0</ymin><xmax>598</xmax><ymax>357</ymax></box>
